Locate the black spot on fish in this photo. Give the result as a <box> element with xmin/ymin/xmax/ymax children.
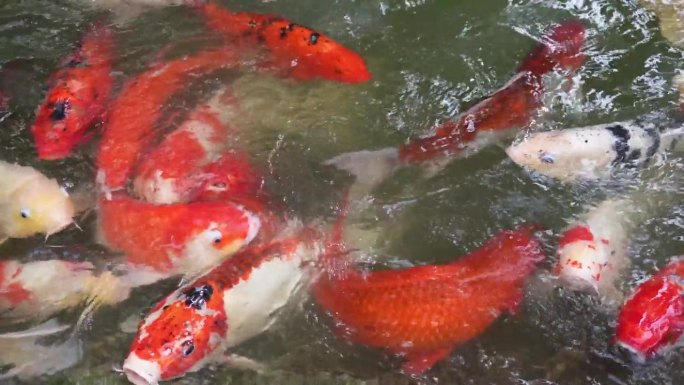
<box><xmin>309</xmin><ymin>32</ymin><xmax>320</xmax><ymax>45</ymax></box>
<box><xmin>606</xmin><ymin>124</ymin><xmax>630</xmax><ymax>165</ymax></box>
<box><xmin>50</xmin><ymin>100</ymin><xmax>68</xmax><ymax>121</ymax></box>
<box><xmin>287</xmin><ymin>23</ymin><xmax>295</xmax><ymax>31</ymax></box>
<box><xmin>184</xmin><ymin>285</ymin><xmax>213</xmax><ymax>310</ymax></box>
<box><xmin>248</xmin><ymin>19</ymin><xmax>258</xmax><ymax>28</ymax></box>
<box><xmin>181</xmin><ymin>340</ymin><xmax>195</xmax><ymax>356</ymax></box>
<box><xmin>624</xmin><ymin>149</ymin><xmax>641</xmax><ymax>168</ymax></box>
<box><xmin>645</xmin><ymin>128</ymin><xmax>660</xmax><ymax>158</ymax></box>
<box><xmin>279</xmin><ymin>27</ymin><xmax>288</xmax><ymax>39</ymax></box>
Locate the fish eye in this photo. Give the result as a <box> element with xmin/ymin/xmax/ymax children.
<box><xmin>539</xmin><ymin>152</ymin><xmax>555</xmax><ymax>164</ymax></box>
<box><xmin>181</xmin><ymin>340</ymin><xmax>195</xmax><ymax>357</ymax></box>
<box><xmin>206</xmin><ymin>229</ymin><xmax>223</xmax><ymax>244</ymax></box>
<box><xmin>20</xmin><ymin>208</ymin><xmax>30</xmax><ymax>219</ymax></box>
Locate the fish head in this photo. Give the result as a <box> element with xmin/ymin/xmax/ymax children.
<box><xmin>1</xmin><ymin>179</ymin><xmax>75</xmax><ymax>238</ymax></box>
<box><xmin>614</xmin><ymin>272</ymin><xmax>684</xmax><ymax>359</ymax></box>
<box><xmin>174</xmin><ymin>203</ymin><xmax>261</xmax><ymax>273</ymax></box>
<box><xmin>32</xmin><ymin>87</ymin><xmax>91</xmax><ymax>160</ymax></box>
<box><xmin>506</xmin><ymin>130</ymin><xmax>611</xmax><ymax>181</ymax></box>
<box><xmin>123</xmin><ymin>281</ymin><xmax>227</xmax><ymax>385</ymax></box>
<box><xmin>555</xmin><ymin>224</ymin><xmax>603</xmax><ymax>293</ymax></box>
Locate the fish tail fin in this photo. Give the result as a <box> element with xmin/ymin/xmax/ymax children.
<box><xmin>319</xmin><ymin>188</ymin><xmax>353</xmax><ymax>275</ymax></box>
<box><xmin>73</xmin><ymin>271</ymin><xmax>132</xmax><ymax>334</ymax></box>
<box><xmin>0</xmin><ymin>319</ymin><xmax>82</xmax><ymax>380</ymax></box>
<box><xmin>322</xmin><ymin>147</ymin><xmax>401</xmax><ymax>192</ymax></box>
<box><xmin>517</xmin><ymin>20</ymin><xmax>586</xmax><ymax>76</ymax></box>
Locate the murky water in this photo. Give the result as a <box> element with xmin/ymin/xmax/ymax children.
<box><xmin>1</xmin><ymin>0</ymin><xmax>683</xmax><ymax>384</ymax></box>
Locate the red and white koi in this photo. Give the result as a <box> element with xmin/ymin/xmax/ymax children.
<box><xmin>131</xmin><ymin>87</ymin><xmax>263</xmax><ymax>205</ymax></box>
<box><xmin>506</xmin><ymin>119</ymin><xmax>684</xmax><ymax>182</ymax></box>
<box><xmin>555</xmin><ymin>198</ymin><xmax>635</xmax><ymax>301</ymax></box>
<box><xmin>614</xmin><ymin>258</ymin><xmax>683</xmax><ymax>360</ymax></box>
<box><xmin>31</xmin><ymin>24</ymin><xmax>114</xmax><ymax>160</ymax></box>
<box><xmin>96</xmin><ymin>48</ymin><xmax>238</xmax><ymax>195</ymax></box>
<box><xmin>0</xmin><ymin>161</ymin><xmax>75</xmax><ymax>243</ymax></box>
<box><xmin>97</xmin><ymin>193</ymin><xmax>261</xmax><ymax>285</ymax></box>
<box><xmin>122</xmin><ymin>224</ymin><xmax>327</xmax><ymax>385</ymax></box>
<box><xmin>323</xmin><ymin>20</ymin><xmax>586</xmax><ymax>187</ymax></box>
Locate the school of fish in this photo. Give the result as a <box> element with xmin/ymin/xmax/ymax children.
<box><xmin>0</xmin><ymin>1</ymin><xmax>683</xmax><ymax>384</ymax></box>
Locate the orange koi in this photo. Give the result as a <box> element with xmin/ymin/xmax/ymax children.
<box><xmin>324</xmin><ymin>20</ymin><xmax>585</xmax><ymax>186</ymax></box>
<box><xmin>31</xmin><ymin>24</ymin><xmax>114</xmax><ymax>160</ymax></box>
<box><xmin>313</xmin><ymin>225</ymin><xmax>545</xmax><ymax>375</ymax></box>
<box><xmin>614</xmin><ymin>258</ymin><xmax>684</xmax><ymax>360</ymax></box>
<box><xmin>96</xmin><ymin>48</ymin><xmax>238</xmax><ymax>194</ymax></box>
<box><xmin>97</xmin><ymin>193</ymin><xmax>260</xmax><ymax>283</ymax></box>
<box><xmin>195</xmin><ymin>2</ymin><xmax>371</xmax><ymax>83</ymax></box>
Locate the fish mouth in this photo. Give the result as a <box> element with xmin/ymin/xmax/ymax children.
<box><xmin>122</xmin><ymin>353</ymin><xmax>161</xmax><ymax>385</ymax></box>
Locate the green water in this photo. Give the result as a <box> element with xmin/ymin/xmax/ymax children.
<box><xmin>1</xmin><ymin>0</ymin><xmax>683</xmax><ymax>384</ymax></box>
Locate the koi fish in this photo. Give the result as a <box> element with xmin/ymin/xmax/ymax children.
<box><xmin>96</xmin><ymin>48</ymin><xmax>238</xmax><ymax>195</ymax></box>
<box><xmin>614</xmin><ymin>258</ymin><xmax>683</xmax><ymax>360</ymax></box>
<box><xmin>97</xmin><ymin>193</ymin><xmax>260</xmax><ymax>285</ymax></box>
<box><xmin>506</xmin><ymin>119</ymin><xmax>684</xmax><ymax>182</ymax></box>
<box><xmin>555</xmin><ymin>198</ymin><xmax>634</xmax><ymax>302</ymax></box>
<box><xmin>313</xmin><ymin>225</ymin><xmax>545</xmax><ymax>375</ymax></box>
<box><xmin>0</xmin><ymin>259</ymin><xmax>93</xmax><ymax>322</ymax></box>
<box><xmin>132</xmin><ymin>89</ymin><xmax>262</xmax><ymax>205</ymax></box>
<box><xmin>323</xmin><ymin>20</ymin><xmax>585</xmax><ymax>187</ymax></box>
<box><xmin>122</xmin><ymin>225</ymin><xmax>327</xmax><ymax>385</ymax></box>
<box><xmin>0</xmin><ymin>161</ymin><xmax>75</xmax><ymax>243</ymax></box>
<box><xmin>194</xmin><ymin>2</ymin><xmax>371</xmax><ymax>83</ymax></box>
<box><xmin>31</xmin><ymin>24</ymin><xmax>114</xmax><ymax>160</ymax></box>
<box><xmin>0</xmin><ymin>319</ymin><xmax>82</xmax><ymax>381</ymax></box>
<box><xmin>639</xmin><ymin>0</ymin><xmax>684</xmax><ymax>48</ymax></box>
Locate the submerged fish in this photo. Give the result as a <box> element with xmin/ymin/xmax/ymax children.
<box><xmin>614</xmin><ymin>258</ymin><xmax>683</xmax><ymax>359</ymax></box>
<box><xmin>97</xmin><ymin>193</ymin><xmax>260</xmax><ymax>285</ymax></box>
<box><xmin>122</xmin><ymin>225</ymin><xmax>327</xmax><ymax>385</ymax></box>
<box><xmin>640</xmin><ymin>0</ymin><xmax>684</xmax><ymax>48</ymax></box>
<box><xmin>96</xmin><ymin>48</ymin><xmax>238</xmax><ymax>195</ymax></box>
<box><xmin>132</xmin><ymin>88</ymin><xmax>263</xmax><ymax>205</ymax></box>
<box><xmin>0</xmin><ymin>161</ymin><xmax>75</xmax><ymax>243</ymax></box>
<box><xmin>31</xmin><ymin>24</ymin><xmax>114</xmax><ymax>160</ymax></box>
<box><xmin>194</xmin><ymin>2</ymin><xmax>371</xmax><ymax>83</ymax></box>
<box><xmin>506</xmin><ymin>119</ymin><xmax>684</xmax><ymax>182</ymax></box>
<box><xmin>313</xmin><ymin>225</ymin><xmax>545</xmax><ymax>374</ymax></box>
<box><xmin>0</xmin><ymin>319</ymin><xmax>82</xmax><ymax>381</ymax></box>
<box><xmin>324</xmin><ymin>20</ymin><xmax>585</xmax><ymax>187</ymax></box>
<box><xmin>555</xmin><ymin>198</ymin><xmax>634</xmax><ymax>302</ymax></box>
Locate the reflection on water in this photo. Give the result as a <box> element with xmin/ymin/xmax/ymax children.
<box><xmin>0</xmin><ymin>0</ymin><xmax>682</xmax><ymax>384</ymax></box>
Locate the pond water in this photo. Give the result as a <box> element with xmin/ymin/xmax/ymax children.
<box><xmin>0</xmin><ymin>0</ymin><xmax>683</xmax><ymax>384</ymax></box>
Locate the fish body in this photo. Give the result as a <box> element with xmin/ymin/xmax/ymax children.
<box><xmin>614</xmin><ymin>258</ymin><xmax>684</xmax><ymax>359</ymax></box>
<box><xmin>324</xmin><ymin>20</ymin><xmax>585</xmax><ymax>185</ymax></box>
<box><xmin>97</xmin><ymin>193</ymin><xmax>260</xmax><ymax>282</ymax></box>
<box><xmin>555</xmin><ymin>198</ymin><xmax>633</xmax><ymax>300</ymax></box>
<box><xmin>132</xmin><ymin>88</ymin><xmax>263</xmax><ymax>205</ymax></box>
<box><xmin>31</xmin><ymin>24</ymin><xmax>114</xmax><ymax>160</ymax></box>
<box><xmin>0</xmin><ymin>162</ymin><xmax>74</xmax><ymax>242</ymax></box>
<box><xmin>506</xmin><ymin>120</ymin><xmax>684</xmax><ymax>182</ymax></box>
<box><xmin>122</xmin><ymin>225</ymin><xmax>325</xmax><ymax>385</ymax></box>
<box><xmin>196</xmin><ymin>2</ymin><xmax>371</xmax><ymax>83</ymax></box>
<box><xmin>0</xmin><ymin>259</ymin><xmax>95</xmax><ymax>321</ymax></box>
<box><xmin>313</xmin><ymin>226</ymin><xmax>545</xmax><ymax>374</ymax></box>
<box><xmin>96</xmin><ymin>48</ymin><xmax>237</xmax><ymax>194</ymax></box>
